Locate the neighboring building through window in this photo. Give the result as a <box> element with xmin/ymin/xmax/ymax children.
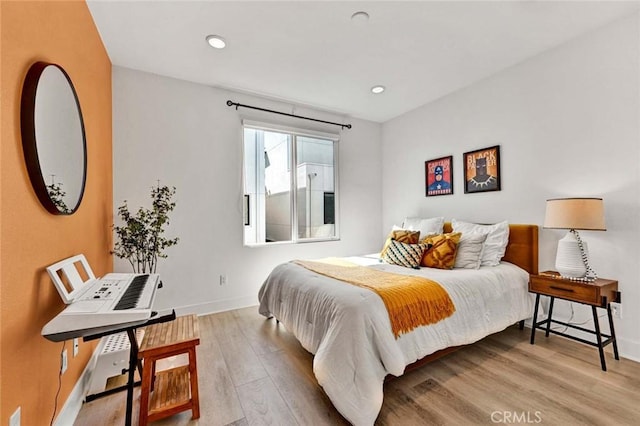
<box><xmin>243</xmin><ymin>122</ymin><xmax>339</xmax><ymax>245</ymax></box>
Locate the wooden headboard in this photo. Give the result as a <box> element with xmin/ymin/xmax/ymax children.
<box><xmin>443</xmin><ymin>223</ymin><xmax>539</xmax><ymax>275</ymax></box>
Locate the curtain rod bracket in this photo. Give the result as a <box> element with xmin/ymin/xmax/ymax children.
<box><xmin>226</xmin><ymin>100</ymin><xmax>351</xmax><ymax>130</ymax></box>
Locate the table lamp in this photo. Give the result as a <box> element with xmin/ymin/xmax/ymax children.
<box><xmin>543</xmin><ymin>197</ymin><xmax>606</xmax><ymax>279</ymax></box>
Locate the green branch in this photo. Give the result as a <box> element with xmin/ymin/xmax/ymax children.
<box><xmin>112</xmin><ymin>184</ymin><xmax>179</xmax><ymax>274</ymax></box>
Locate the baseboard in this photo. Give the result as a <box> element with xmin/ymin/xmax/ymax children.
<box><xmin>618</xmin><ymin>337</ymin><xmax>640</xmax><ymax>362</ymax></box>
<box><xmin>173</xmin><ymin>295</ymin><xmax>258</xmax><ymax>316</ymax></box>
<box><xmin>54</xmin><ymin>345</ymin><xmax>101</xmax><ymax>426</ymax></box>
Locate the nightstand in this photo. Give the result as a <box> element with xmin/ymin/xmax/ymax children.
<box><xmin>529</xmin><ymin>271</ymin><xmax>621</xmax><ymax>371</ymax></box>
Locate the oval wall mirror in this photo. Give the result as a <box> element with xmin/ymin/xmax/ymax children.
<box><xmin>21</xmin><ymin>62</ymin><xmax>87</xmax><ymax>215</ymax></box>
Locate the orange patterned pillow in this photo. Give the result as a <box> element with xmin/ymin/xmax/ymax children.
<box><xmin>420</xmin><ymin>232</ymin><xmax>462</xmax><ymax>269</ymax></box>
<box><xmin>381</xmin><ymin>229</ymin><xmax>420</xmax><ymax>257</ymax></box>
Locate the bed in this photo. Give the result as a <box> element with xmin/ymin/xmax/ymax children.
<box><xmin>258</xmin><ymin>223</ymin><xmax>538</xmax><ymax>425</ymax></box>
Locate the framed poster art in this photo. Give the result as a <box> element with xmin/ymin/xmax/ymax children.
<box><xmin>425</xmin><ymin>155</ymin><xmax>453</xmax><ymax>196</ymax></box>
<box><xmin>463</xmin><ymin>145</ymin><xmax>501</xmax><ymax>193</ymax></box>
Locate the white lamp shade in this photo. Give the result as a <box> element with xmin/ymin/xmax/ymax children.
<box><xmin>544</xmin><ymin>198</ymin><xmax>606</xmax><ymax>230</ymax></box>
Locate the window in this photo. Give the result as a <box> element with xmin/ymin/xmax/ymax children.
<box><xmin>243</xmin><ymin>122</ymin><xmax>339</xmax><ymax>245</ymax></box>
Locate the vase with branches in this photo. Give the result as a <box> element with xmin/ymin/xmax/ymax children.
<box><xmin>112</xmin><ymin>184</ymin><xmax>179</xmax><ymax>273</ymax></box>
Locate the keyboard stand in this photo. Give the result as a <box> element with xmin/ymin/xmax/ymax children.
<box><xmin>82</xmin><ymin>310</ymin><xmax>177</xmax><ymax>426</ymax></box>
<box><xmin>84</xmin><ymin>328</ymin><xmax>145</xmax><ymax>402</ymax></box>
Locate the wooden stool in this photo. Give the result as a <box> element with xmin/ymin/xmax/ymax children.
<box><xmin>138</xmin><ymin>314</ymin><xmax>200</xmax><ymax>425</ymax></box>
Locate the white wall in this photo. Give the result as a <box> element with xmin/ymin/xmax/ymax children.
<box><xmin>112</xmin><ymin>67</ymin><xmax>382</xmax><ymax>314</ymax></box>
<box><xmin>113</xmin><ymin>13</ymin><xmax>640</xmax><ymax>361</ymax></box>
<box><xmin>382</xmin><ymin>14</ymin><xmax>640</xmax><ymax>360</ymax></box>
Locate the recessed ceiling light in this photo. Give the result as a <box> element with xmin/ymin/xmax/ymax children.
<box><xmin>351</xmin><ymin>11</ymin><xmax>370</xmax><ymax>23</ymax></box>
<box><xmin>371</xmin><ymin>85</ymin><xmax>385</xmax><ymax>94</ymax></box>
<box><xmin>206</xmin><ymin>35</ymin><xmax>226</xmax><ymax>49</ymax></box>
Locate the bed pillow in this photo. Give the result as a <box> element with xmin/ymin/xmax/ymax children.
<box><xmin>382</xmin><ymin>239</ymin><xmax>430</xmax><ymax>269</ymax></box>
<box><xmin>420</xmin><ymin>232</ymin><xmax>461</xmax><ymax>269</ymax></box>
<box><xmin>454</xmin><ymin>233</ymin><xmax>487</xmax><ymax>269</ymax></box>
<box><xmin>402</xmin><ymin>217</ymin><xmax>445</xmax><ymax>238</ymax></box>
<box><xmin>380</xmin><ymin>229</ymin><xmax>420</xmax><ymax>257</ymax></box>
<box><xmin>451</xmin><ymin>219</ymin><xmax>509</xmax><ymax>267</ymax></box>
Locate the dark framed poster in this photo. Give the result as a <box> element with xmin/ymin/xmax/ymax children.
<box><xmin>425</xmin><ymin>155</ymin><xmax>453</xmax><ymax>196</ymax></box>
<box><xmin>464</xmin><ymin>145</ymin><xmax>501</xmax><ymax>194</ymax></box>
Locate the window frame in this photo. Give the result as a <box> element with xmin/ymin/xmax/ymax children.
<box><xmin>242</xmin><ymin>120</ymin><xmax>340</xmax><ymax>246</ymax></box>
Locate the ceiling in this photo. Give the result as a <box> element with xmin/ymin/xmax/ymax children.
<box><xmin>87</xmin><ymin>1</ymin><xmax>640</xmax><ymax>123</ymax></box>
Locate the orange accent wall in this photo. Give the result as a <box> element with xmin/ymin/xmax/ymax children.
<box><xmin>1</xmin><ymin>1</ymin><xmax>112</xmax><ymax>424</ymax></box>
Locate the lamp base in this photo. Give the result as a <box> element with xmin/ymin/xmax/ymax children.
<box><xmin>555</xmin><ymin>231</ymin><xmax>588</xmax><ymax>278</ymax></box>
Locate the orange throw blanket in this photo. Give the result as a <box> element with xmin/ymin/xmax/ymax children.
<box><xmin>294</xmin><ymin>259</ymin><xmax>456</xmax><ymax>338</ymax></box>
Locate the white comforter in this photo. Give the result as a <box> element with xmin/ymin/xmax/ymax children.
<box><xmin>258</xmin><ymin>257</ymin><xmax>534</xmax><ymax>425</ymax></box>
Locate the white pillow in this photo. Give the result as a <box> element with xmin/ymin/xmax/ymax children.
<box><xmin>402</xmin><ymin>217</ymin><xmax>444</xmax><ymax>238</ymax></box>
<box><xmin>454</xmin><ymin>233</ymin><xmax>487</xmax><ymax>269</ymax></box>
<box><xmin>451</xmin><ymin>219</ymin><xmax>509</xmax><ymax>267</ymax></box>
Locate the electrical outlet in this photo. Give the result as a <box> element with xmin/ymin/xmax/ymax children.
<box><xmin>61</xmin><ymin>348</ymin><xmax>68</xmax><ymax>374</ymax></box>
<box><xmin>219</xmin><ymin>274</ymin><xmax>227</xmax><ymax>286</ymax></box>
<box><xmin>611</xmin><ymin>302</ymin><xmax>622</xmax><ymax>319</ymax></box>
<box><xmin>73</xmin><ymin>338</ymin><xmax>79</xmax><ymax>357</ymax></box>
<box><xmin>9</xmin><ymin>407</ymin><xmax>21</xmax><ymax>426</ymax></box>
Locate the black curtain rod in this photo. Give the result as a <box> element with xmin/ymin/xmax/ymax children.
<box><xmin>226</xmin><ymin>100</ymin><xmax>352</xmax><ymax>130</ymax></box>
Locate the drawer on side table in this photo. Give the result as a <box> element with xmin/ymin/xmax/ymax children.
<box><xmin>529</xmin><ymin>272</ymin><xmax>619</xmax><ymax>307</ymax></box>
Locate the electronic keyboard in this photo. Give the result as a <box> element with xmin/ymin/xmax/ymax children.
<box><xmin>41</xmin><ymin>255</ymin><xmax>162</xmax><ymax>341</ymax></box>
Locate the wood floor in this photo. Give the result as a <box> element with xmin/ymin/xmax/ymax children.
<box><xmin>75</xmin><ymin>306</ymin><xmax>640</xmax><ymax>425</ymax></box>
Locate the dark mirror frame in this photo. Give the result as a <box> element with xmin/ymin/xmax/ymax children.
<box><xmin>20</xmin><ymin>62</ymin><xmax>87</xmax><ymax>215</ymax></box>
